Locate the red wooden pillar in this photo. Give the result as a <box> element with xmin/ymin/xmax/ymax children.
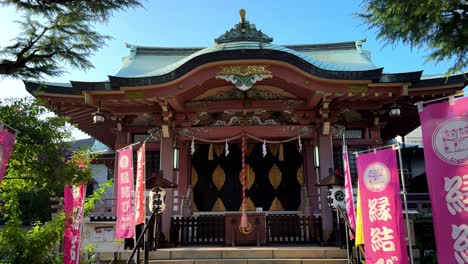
<box><xmin>303</xmin><ymin>142</ymin><xmax>319</xmax><ymax>216</ymax></box>
<box><xmin>159</xmin><ymin>134</ymin><xmax>174</xmax><ymax>239</ymax></box>
<box><xmin>178</xmin><ymin>141</ymin><xmax>190</xmax><ymax>203</ymax></box>
<box><xmin>318</xmin><ymin>134</ymin><xmax>334</xmax><ymax>242</ymax></box>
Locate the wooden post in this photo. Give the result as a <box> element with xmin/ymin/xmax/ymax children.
<box><xmin>303</xmin><ymin>142</ymin><xmax>319</xmax><ymax>215</ymax></box>
<box><xmin>318</xmin><ymin>134</ymin><xmax>334</xmax><ymax>242</ymax></box>
<box><xmin>178</xmin><ymin>141</ymin><xmax>190</xmax><ymax>214</ymax></box>
<box><xmin>159</xmin><ymin>134</ymin><xmax>174</xmax><ymax>240</ymax></box>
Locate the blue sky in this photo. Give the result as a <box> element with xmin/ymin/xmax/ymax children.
<box><xmin>0</xmin><ymin>0</ymin><xmax>464</xmax><ymax>138</ymax></box>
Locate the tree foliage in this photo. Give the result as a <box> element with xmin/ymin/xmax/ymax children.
<box><xmin>358</xmin><ymin>0</ymin><xmax>468</xmax><ymax>74</ymax></box>
<box><xmin>0</xmin><ymin>98</ymin><xmax>112</xmax><ymax>263</ymax></box>
<box><xmin>0</xmin><ymin>0</ymin><xmax>142</xmax><ymax>79</ymax></box>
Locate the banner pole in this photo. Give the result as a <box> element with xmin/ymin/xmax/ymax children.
<box><xmin>115</xmin><ymin>142</ymin><xmax>141</xmax><ymax>152</ymax></box>
<box><xmin>397</xmin><ymin>142</ymin><xmax>414</xmax><ymax>264</ymax></box>
<box><xmin>352</xmin><ymin>144</ymin><xmax>397</xmax><ymax>155</ymax></box>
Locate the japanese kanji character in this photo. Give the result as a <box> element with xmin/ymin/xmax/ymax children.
<box><xmin>120</xmin><ymin>172</ymin><xmax>130</xmax><ymax>184</ymax></box>
<box><xmin>452</xmin><ymin>224</ymin><xmax>468</xmax><ymax>264</ymax></box>
<box><xmin>121</xmin><ymin>186</ymin><xmax>131</xmax><ymax>198</ymax></box>
<box><xmin>445</xmin><ymin>175</ymin><xmax>468</xmax><ymax>216</ymax></box>
<box><xmin>369</xmin><ymin>197</ymin><xmax>392</xmax><ymax>222</ymax></box>
<box><xmin>120</xmin><ymin>215</ymin><xmax>132</xmax><ymax>229</ymax></box>
<box><xmin>371</xmin><ymin>226</ymin><xmax>395</xmax><ymax>252</ymax></box>
<box><xmin>122</xmin><ymin>200</ymin><xmax>130</xmax><ymax>212</ymax></box>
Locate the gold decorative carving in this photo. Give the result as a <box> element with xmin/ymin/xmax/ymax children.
<box><xmin>347</xmin><ymin>85</ymin><xmax>368</xmax><ymax>94</ymax></box>
<box><xmin>216</xmin><ymin>65</ymin><xmax>273</xmax><ymax>91</ymax></box>
<box><xmin>125</xmin><ymin>90</ymin><xmax>145</xmax><ymax>99</ymax></box>
<box><xmin>217</xmin><ymin>65</ymin><xmax>271</xmax><ymax>76</ymax></box>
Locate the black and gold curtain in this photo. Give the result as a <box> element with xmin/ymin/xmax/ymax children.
<box><xmin>191</xmin><ymin>143</ymin><xmax>304</xmax><ymax>212</ymax></box>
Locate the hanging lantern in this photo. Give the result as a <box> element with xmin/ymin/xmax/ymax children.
<box><xmin>173</xmin><ymin>145</ymin><xmax>179</xmax><ymax>170</ymax></box>
<box><xmin>389</xmin><ymin>104</ymin><xmax>401</xmax><ymax>117</ymax></box>
<box><xmin>92</xmin><ymin>108</ymin><xmax>105</xmax><ymax>124</ymax></box>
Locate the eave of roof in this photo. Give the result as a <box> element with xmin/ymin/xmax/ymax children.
<box><xmin>23</xmin><ymin>41</ymin><xmax>467</xmax><ymax>95</ymax></box>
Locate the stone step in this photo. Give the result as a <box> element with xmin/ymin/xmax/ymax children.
<box><xmin>97</xmin><ymin>247</ymin><xmax>348</xmax><ymax>263</ymax></box>
<box><xmin>147</xmin><ymin>259</ymin><xmax>348</xmax><ymax>264</ymax></box>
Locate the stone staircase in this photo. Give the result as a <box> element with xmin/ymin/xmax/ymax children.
<box><xmin>97</xmin><ymin>246</ymin><xmax>348</xmax><ymax>264</ymax></box>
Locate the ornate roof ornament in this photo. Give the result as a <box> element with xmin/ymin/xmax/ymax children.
<box><xmin>215</xmin><ymin>65</ymin><xmax>273</xmax><ymax>91</ymax></box>
<box><xmin>214</xmin><ymin>9</ymin><xmax>273</xmax><ymax>44</ymax></box>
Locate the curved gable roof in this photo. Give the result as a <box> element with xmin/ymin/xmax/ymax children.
<box><xmin>115</xmin><ymin>40</ymin><xmax>378</xmax><ymax>78</ymax></box>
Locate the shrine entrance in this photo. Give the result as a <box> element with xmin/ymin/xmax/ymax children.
<box><xmin>190</xmin><ymin>143</ymin><xmax>304</xmax><ymax>213</ymax></box>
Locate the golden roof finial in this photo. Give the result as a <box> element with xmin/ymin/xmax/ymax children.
<box><xmin>239</xmin><ymin>9</ymin><xmax>246</xmax><ymax>24</ymax></box>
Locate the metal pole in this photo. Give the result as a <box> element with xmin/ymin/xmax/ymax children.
<box><xmin>397</xmin><ymin>142</ymin><xmax>414</xmax><ymax>264</ymax></box>
<box><xmin>336</xmin><ymin>209</ymin><xmax>341</xmax><ymax>247</ymax></box>
<box><xmin>126</xmin><ymin>209</ymin><xmax>158</xmax><ymax>264</ymax></box>
<box><xmin>344</xmin><ymin>217</ymin><xmax>351</xmax><ymax>264</ymax></box>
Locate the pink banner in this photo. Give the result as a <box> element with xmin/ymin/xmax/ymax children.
<box><xmin>419</xmin><ymin>97</ymin><xmax>468</xmax><ymax>264</ymax></box>
<box><xmin>63</xmin><ymin>183</ymin><xmax>85</xmax><ymax>264</ymax></box>
<box><xmin>134</xmin><ymin>143</ymin><xmax>146</xmax><ymax>225</ymax></box>
<box><xmin>357</xmin><ymin>148</ymin><xmax>408</xmax><ymax>264</ymax></box>
<box><xmin>116</xmin><ymin>147</ymin><xmax>134</xmax><ymax>238</ymax></box>
<box><xmin>0</xmin><ymin>128</ymin><xmax>16</xmax><ymax>184</ymax></box>
<box><xmin>343</xmin><ymin>138</ymin><xmax>356</xmax><ymax>240</ymax></box>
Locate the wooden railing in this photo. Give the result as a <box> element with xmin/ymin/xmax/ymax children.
<box><xmin>265</xmin><ymin>214</ymin><xmax>322</xmax><ymax>245</ymax></box>
<box><xmin>170</xmin><ymin>215</ymin><xmax>225</xmax><ymax>246</ymax></box>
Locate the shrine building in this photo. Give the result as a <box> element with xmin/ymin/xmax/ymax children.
<box><xmin>25</xmin><ymin>10</ymin><xmax>467</xmax><ymax>249</ymax></box>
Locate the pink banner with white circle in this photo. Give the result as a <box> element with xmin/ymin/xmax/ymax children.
<box><xmin>0</xmin><ymin>128</ymin><xmax>16</xmax><ymax>185</ymax></box>
<box><xmin>63</xmin><ymin>183</ymin><xmax>85</xmax><ymax>264</ymax></box>
<box><xmin>343</xmin><ymin>140</ymin><xmax>356</xmax><ymax>239</ymax></box>
<box><xmin>115</xmin><ymin>147</ymin><xmax>135</xmax><ymax>238</ymax></box>
<box><xmin>134</xmin><ymin>143</ymin><xmax>146</xmax><ymax>225</ymax></box>
<box><xmin>419</xmin><ymin>97</ymin><xmax>468</xmax><ymax>264</ymax></box>
<box><xmin>357</xmin><ymin>148</ymin><xmax>408</xmax><ymax>264</ymax></box>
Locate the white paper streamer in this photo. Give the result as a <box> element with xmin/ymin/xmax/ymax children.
<box><xmin>298</xmin><ymin>134</ymin><xmax>302</xmax><ymax>153</ymax></box>
<box><xmin>191</xmin><ymin>137</ymin><xmax>195</xmax><ymax>155</ymax></box>
<box><xmin>262</xmin><ymin>139</ymin><xmax>267</xmax><ymax>157</ymax></box>
<box><xmin>225</xmin><ymin>139</ymin><xmax>230</xmax><ymax>156</ymax></box>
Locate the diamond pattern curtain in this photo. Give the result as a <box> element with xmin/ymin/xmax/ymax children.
<box><xmin>191</xmin><ymin>143</ymin><xmax>303</xmax><ymax>212</ymax></box>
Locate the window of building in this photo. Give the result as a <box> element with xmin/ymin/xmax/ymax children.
<box><xmin>332</xmin><ymin>128</ymin><xmax>364</xmax><ymax>139</ymax></box>
<box><xmin>333</xmin><ymin>146</ymin><xmax>366</xmax><ymax>183</ymax></box>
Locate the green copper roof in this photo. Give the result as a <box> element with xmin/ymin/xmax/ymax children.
<box><xmin>115</xmin><ymin>40</ymin><xmax>377</xmax><ymax>78</ymax></box>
